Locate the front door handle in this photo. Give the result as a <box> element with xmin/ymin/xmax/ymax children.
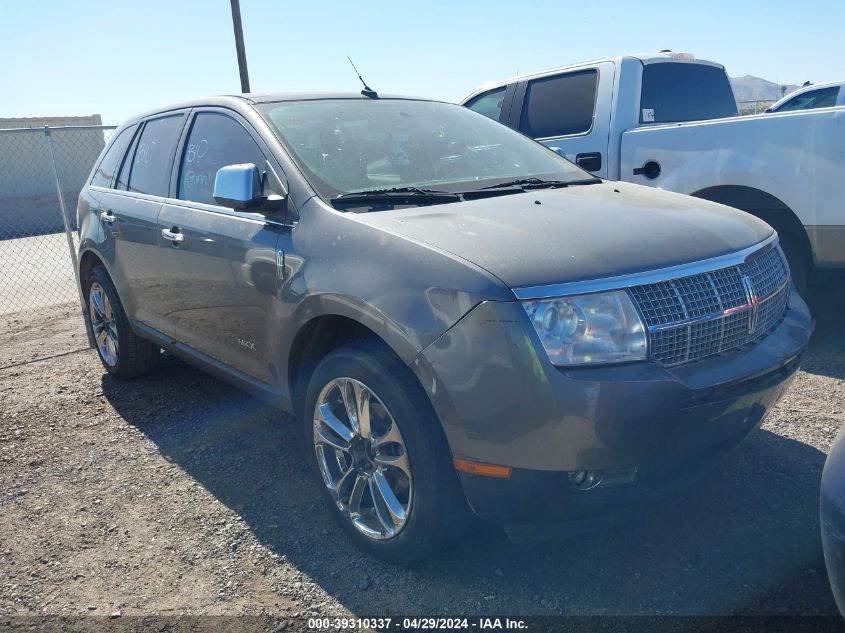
<box><xmin>99</xmin><ymin>210</ymin><xmax>115</xmax><ymax>223</ymax></box>
<box><xmin>575</xmin><ymin>152</ymin><xmax>602</xmax><ymax>172</ymax></box>
<box><xmin>161</xmin><ymin>228</ymin><xmax>184</xmax><ymax>243</ymax></box>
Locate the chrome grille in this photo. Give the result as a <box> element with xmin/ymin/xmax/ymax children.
<box><xmin>629</xmin><ymin>245</ymin><xmax>790</xmax><ymax>366</ymax></box>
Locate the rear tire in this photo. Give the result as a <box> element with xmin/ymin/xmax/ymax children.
<box><xmin>303</xmin><ymin>341</ymin><xmax>472</xmax><ymax>563</ymax></box>
<box><xmin>85</xmin><ymin>266</ymin><xmax>159</xmax><ymax>379</ymax></box>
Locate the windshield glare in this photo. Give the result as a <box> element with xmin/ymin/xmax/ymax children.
<box><xmin>257</xmin><ymin>99</ymin><xmax>590</xmax><ymax>201</ymax></box>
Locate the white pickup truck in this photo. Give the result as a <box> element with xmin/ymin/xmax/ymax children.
<box><xmin>461</xmin><ymin>52</ymin><xmax>845</xmax><ymax>291</ymax></box>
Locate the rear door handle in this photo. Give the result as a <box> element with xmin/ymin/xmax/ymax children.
<box><xmin>161</xmin><ymin>228</ymin><xmax>184</xmax><ymax>243</ymax></box>
<box><xmin>575</xmin><ymin>152</ymin><xmax>602</xmax><ymax>172</ymax></box>
<box><xmin>99</xmin><ymin>210</ymin><xmax>115</xmax><ymax>223</ymax></box>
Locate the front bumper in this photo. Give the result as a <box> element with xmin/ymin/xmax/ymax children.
<box><xmin>411</xmin><ymin>288</ymin><xmax>812</xmax><ymax>525</ymax></box>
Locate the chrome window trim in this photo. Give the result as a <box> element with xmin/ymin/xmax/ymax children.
<box><xmin>512</xmin><ymin>233</ymin><xmax>778</xmax><ymax>300</ymax></box>
<box><xmin>162</xmin><ymin>197</ymin><xmax>296</xmax><ymax>229</ymax></box>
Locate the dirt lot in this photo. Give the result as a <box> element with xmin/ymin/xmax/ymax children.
<box><xmin>1</xmin><ymin>282</ymin><xmax>844</xmax><ymax>623</ymax></box>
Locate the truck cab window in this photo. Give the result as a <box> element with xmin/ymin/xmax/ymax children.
<box><xmin>519</xmin><ymin>70</ymin><xmax>598</xmax><ymax>139</ymax></box>
<box><xmin>465</xmin><ymin>87</ymin><xmax>507</xmax><ymax>122</ymax></box>
<box><xmin>640</xmin><ymin>63</ymin><xmax>738</xmax><ymax>124</ymax></box>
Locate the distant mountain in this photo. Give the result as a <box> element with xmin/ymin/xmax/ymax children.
<box><xmin>730</xmin><ymin>75</ymin><xmax>800</xmax><ymax>103</ymax></box>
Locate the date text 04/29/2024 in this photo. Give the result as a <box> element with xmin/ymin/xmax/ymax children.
<box><xmin>306</xmin><ymin>617</ymin><xmax>528</xmax><ymax>630</ymax></box>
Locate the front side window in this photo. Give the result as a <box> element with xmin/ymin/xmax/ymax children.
<box><xmin>640</xmin><ymin>63</ymin><xmax>738</xmax><ymax>124</ymax></box>
<box><xmin>178</xmin><ymin>113</ymin><xmax>266</xmax><ymax>205</ymax></box>
<box><xmin>90</xmin><ymin>125</ymin><xmax>135</xmax><ymax>188</ymax></box>
<box><xmin>774</xmin><ymin>86</ymin><xmax>840</xmax><ymax>112</ymax></box>
<box><xmin>126</xmin><ymin>115</ymin><xmax>184</xmax><ymax>196</ymax></box>
<box><xmin>519</xmin><ymin>70</ymin><xmax>598</xmax><ymax>138</ymax></box>
<box><xmin>257</xmin><ymin>99</ymin><xmax>590</xmax><ymax>202</ymax></box>
<box><xmin>465</xmin><ymin>87</ymin><xmax>507</xmax><ymax>122</ymax></box>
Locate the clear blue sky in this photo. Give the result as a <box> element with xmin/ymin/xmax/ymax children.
<box><xmin>2</xmin><ymin>0</ymin><xmax>843</xmax><ymax>124</ymax></box>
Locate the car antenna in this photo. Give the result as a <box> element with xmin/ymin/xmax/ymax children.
<box><xmin>347</xmin><ymin>56</ymin><xmax>378</xmax><ymax>99</ymax></box>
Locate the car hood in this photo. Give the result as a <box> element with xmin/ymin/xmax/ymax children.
<box><xmin>353</xmin><ymin>181</ymin><xmax>774</xmax><ymax>292</ymax></box>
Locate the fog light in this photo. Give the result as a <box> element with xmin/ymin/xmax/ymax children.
<box><xmin>569</xmin><ymin>470</ymin><xmax>603</xmax><ymax>491</ymax></box>
<box><xmin>569</xmin><ymin>467</ymin><xmax>638</xmax><ymax>491</ymax></box>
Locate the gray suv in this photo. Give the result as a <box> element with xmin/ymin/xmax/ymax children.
<box><xmin>77</xmin><ymin>93</ymin><xmax>812</xmax><ymax>562</ymax></box>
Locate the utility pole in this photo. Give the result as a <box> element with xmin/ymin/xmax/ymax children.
<box><xmin>229</xmin><ymin>0</ymin><xmax>251</xmax><ymax>93</ymax></box>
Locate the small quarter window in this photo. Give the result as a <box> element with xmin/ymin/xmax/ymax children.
<box><xmin>90</xmin><ymin>126</ymin><xmax>135</xmax><ymax>188</ymax></box>
<box><xmin>115</xmin><ymin>128</ymin><xmax>140</xmax><ymax>191</ymax></box>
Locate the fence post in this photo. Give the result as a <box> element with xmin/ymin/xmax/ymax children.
<box><xmin>43</xmin><ymin>125</ymin><xmax>95</xmax><ymax>348</ymax></box>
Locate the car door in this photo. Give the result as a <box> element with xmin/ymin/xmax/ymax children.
<box><xmin>156</xmin><ymin>108</ymin><xmax>287</xmax><ymax>384</ymax></box>
<box><xmin>85</xmin><ymin>124</ymin><xmax>137</xmax><ymax>248</ymax></box>
<box><xmin>97</xmin><ymin>112</ymin><xmax>188</xmax><ymax>330</ymax></box>
<box><xmin>509</xmin><ymin>63</ymin><xmax>614</xmax><ymax>178</ymax></box>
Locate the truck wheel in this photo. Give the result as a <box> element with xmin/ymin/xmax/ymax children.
<box><xmin>304</xmin><ymin>342</ymin><xmax>471</xmax><ymax>563</ymax></box>
<box><xmin>85</xmin><ymin>266</ymin><xmax>159</xmax><ymax>379</ymax></box>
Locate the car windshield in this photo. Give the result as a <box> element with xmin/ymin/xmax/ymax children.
<box><xmin>772</xmin><ymin>86</ymin><xmax>840</xmax><ymax>112</ymax></box>
<box><xmin>257</xmin><ymin>98</ymin><xmax>591</xmax><ymax>202</ymax></box>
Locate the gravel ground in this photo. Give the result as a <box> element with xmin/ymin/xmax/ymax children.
<box><xmin>1</xmin><ymin>281</ymin><xmax>844</xmax><ymax>622</ymax></box>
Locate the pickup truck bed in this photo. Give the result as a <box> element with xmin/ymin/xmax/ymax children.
<box><xmin>622</xmin><ymin>107</ymin><xmax>845</xmax><ymax>274</ymax></box>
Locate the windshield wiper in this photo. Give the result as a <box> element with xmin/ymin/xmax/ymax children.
<box><xmin>331</xmin><ymin>186</ymin><xmax>461</xmax><ymax>206</ymax></box>
<box><xmin>478</xmin><ymin>177</ymin><xmax>602</xmax><ymax>190</ymax></box>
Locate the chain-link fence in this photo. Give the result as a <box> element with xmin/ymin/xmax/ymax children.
<box><xmin>737</xmin><ymin>100</ymin><xmax>776</xmax><ymax>116</ymax></box>
<box><xmin>0</xmin><ymin>125</ymin><xmax>115</xmax><ymax>367</ymax></box>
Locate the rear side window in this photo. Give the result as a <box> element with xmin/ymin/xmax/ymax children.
<box><xmin>126</xmin><ymin>115</ymin><xmax>185</xmax><ymax>196</ymax></box>
<box><xmin>90</xmin><ymin>126</ymin><xmax>135</xmax><ymax>188</ymax></box>
<box><xmin>775</xmin><ymin>86</ymin><xmax>839</xmax><ymax>112</ymax></box>
<box><xmin>177</xmin><ymin>112</ymin><xmax>266</xmax><ymax>206</ymax></box>
<box><xmin>519</xmin><ymin>70</ymin><xmax>598</xmax><ymax>138</ymax></box>
<box><xmin>640</xmin><ymin>63</ymin><xmax>738</xmax><ymax>124</ymax></box>
<box><xmin>465</xmin><ymin>87</ymin><xmax>507</xmax><ymax>121</ymax></box>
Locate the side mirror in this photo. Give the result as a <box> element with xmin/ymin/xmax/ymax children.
<box><xmin>213</xmin><ymin>163</ymin><xmax>264</xmax><ymax>210</ymax></box>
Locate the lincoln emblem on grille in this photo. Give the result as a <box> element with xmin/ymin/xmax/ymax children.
<box><xmin>628</xmin><ymin>243</ymin><xmax>789</xmax><ymax>366</ymax></box>
<box><xmin>741</xmin><ymin>273</ymin><xmax>760</xmax><ymax>334</ymax></box>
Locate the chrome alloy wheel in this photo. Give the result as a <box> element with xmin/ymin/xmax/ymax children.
<box><xmin>89</xmin><ymin>282</ymin><xmax>118</xmax><ymax>367</ymax></box>
<box><xmin>313</xmin><ymin>377</ymin><xmax>413</xmax><ymax>540</ymax></box>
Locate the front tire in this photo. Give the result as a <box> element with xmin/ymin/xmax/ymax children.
<box><xmin>85</xmin><ymin>266</ymin><xmax>159</xmax><ymax>379</ymax></box>
<box><xmin>304</xmin><ymin>342</ymin><xmax>471</xmax><ymax>563</ymax></box>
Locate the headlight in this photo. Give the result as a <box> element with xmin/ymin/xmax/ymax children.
<box><xmin>521</xmin><ymin>290</ymin><xmax>647</xmax><ymax>366</ymax></box>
